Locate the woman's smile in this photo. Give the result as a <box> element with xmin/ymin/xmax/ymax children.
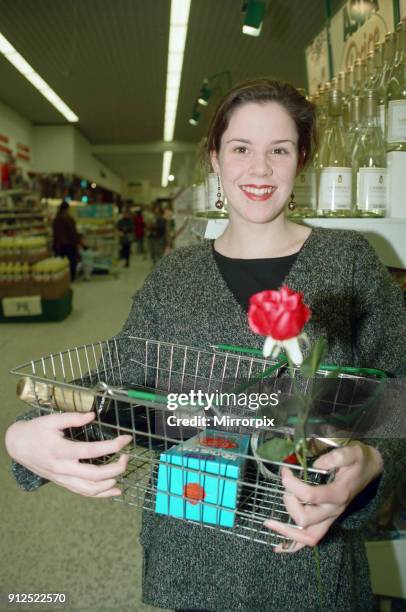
<box><xmin>239</xmin><ymin>184</ymin><xmax>278</xmax><ymax>201</ymax></box>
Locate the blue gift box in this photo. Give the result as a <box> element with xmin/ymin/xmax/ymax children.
<box><xmin>155</xmin><ymin>430</ymin><xmax>250</xmax><ymax>528</ymax></box>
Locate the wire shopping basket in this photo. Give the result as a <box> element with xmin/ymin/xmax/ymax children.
<box><xmin>11</xmin><ymin>336</ymin><xmax>387</xmax><ymax>547</ymax></box>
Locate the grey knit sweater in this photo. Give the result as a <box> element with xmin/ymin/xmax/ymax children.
<box><xmin>12</xmin><ymin>228</ymin><xmax>406</xmax><ymax>611</ymax></box>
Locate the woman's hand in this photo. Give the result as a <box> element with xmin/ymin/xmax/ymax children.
<box><xmin>264</xmin><ymin>442</ymin><xmax>384</xmax><ymax>552</ymax></box>
<box><xmin>5</xmin><ymin>412</ymin><xmax>132</xmax><ymax>498</ymax></box>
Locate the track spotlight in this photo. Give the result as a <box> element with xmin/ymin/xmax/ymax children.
<box><xmin>197</xmin><ymin>81</ymin><xmax>211</xmax><ymax>106</ymax></box>
<box><xmin>242</xmin><ymin>0</ymin><xmax>266</xmax><ymax>37</ymax></box>
<box><xmin>189</xmin><ymin>104</ymin><xmax>201</xmax><ymax>126</ymax></box>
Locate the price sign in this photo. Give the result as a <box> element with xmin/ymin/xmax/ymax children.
<box><xmin>2</xmin><ymin>296</ymin><xmax>42</xmax><ymax>317</ymax></box>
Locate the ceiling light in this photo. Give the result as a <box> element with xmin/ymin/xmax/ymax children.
<box><xmin>162</xmin><ymin>151</ymin><xmax>173</xmax><ymax>188</ymax></box>
<box><xmin>24</xmin><ymin>72</ymin><xmax>49</xmax><ymax>90</ymax></box>
<box><xmin>189</xmin><ymin>72</ymin><xmax>231</xmax><ymax>125</ymax></box>
<box><xmin>171</xmin><ymin>0</ymin><xmax>191</xmax><ymax>24</ymax></box>
<box><xmin>168</xmin><ymin>174</ymin><xmax>175</xmax><ymax>182</ymax></box>
<box><xmin>167</xmin><ymin>52</ymin><xmax>183</xmax><ymax>73</ymax></box>
<box><xmin>0</xmin><ymin>33</ymin><xmax>14</xmax><ymax>54</ymax></box>
<box><xmin>165</xmin><ymin>101</ymin><xmax>177</xmax><ymax>113</ymax></box>
<box><xmin>197</xmin><ymin>82</ymin><xmax>211</xmax><ymax>106</ymax></box>
<box><xmin>0</xmin><ymin>31</ymin><xmax>78</xmax><ymax>122</ymax></box>
<box><xmin>169</xmin><ymin>25</ymin><xmax>187</xmax><ymax>53</ymax></box>
<box><xmin>162</xmin><ymin>0</ymin><xmax>191</xmax><ymax>183</ymax></box>
<box><xmin>6</xmin><ymin>53</ymin><xmax>33</xmax><ymax>74</ymax></box>
<box><xmin>167</xmin><ymin>72</ymin><xmax>182</xmax><ymax>89</ymax></box>
<box><xmin>189</xmin><ymin>105</ymin><xmax>201</xmax><ymax>126</ymax></box>
<box><xmin>166</xmin><ymin>88</ymin><xmax>179</xmax><ymax>103</ymax></box>
<box><xmin>242</xmin><ymin>0</ymin><xmax>265</xmax><ymax>37</ymax></box>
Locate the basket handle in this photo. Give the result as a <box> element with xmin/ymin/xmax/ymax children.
<box><xmin>212</xmin><ymin>344</ymin><xmax>388</xmax><ymax>379</ymax></box>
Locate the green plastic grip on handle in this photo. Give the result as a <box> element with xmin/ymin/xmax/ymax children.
<box><xmin>212</xmin><ymin>344</ymin><xmax>387</xmax><ymax>378</ymax></box>
<box><xmin>127</xmin><ymin>389</ymin><xmax>168</xmax><ymax>403</ymax></box>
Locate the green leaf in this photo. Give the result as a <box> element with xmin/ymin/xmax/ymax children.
<box><xmin>301</xmin><ymin>338</ymin><xmax>328</xmax><ymax>378</ymax></box>
<box><xmin>257</xmin><ymin>437</ymin><xmax>295</xmax><ymax>462</ymax></box>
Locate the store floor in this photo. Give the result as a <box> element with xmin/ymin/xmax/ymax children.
<box><xmin>0</xmin><ymin>257</ymin><xmax>168</xmax><ymax>612</ymax></box>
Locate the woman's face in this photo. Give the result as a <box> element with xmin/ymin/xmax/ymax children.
<box><xmin>211</xmin><ymin>101</ymin><xmax>299</xmax><ymax>224</ymax></box>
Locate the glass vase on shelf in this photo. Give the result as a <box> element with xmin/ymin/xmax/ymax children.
<box><xmin>377</xmin><ymin>31</ymin><xmax>397</xmax><ymax>135</ymax></box>
<box><xmin>342</xmin><ymin>66</ymin><xmax>354</xmax><ymax>128</ymax></box>
<box><xmin>349</xmin><ymin>58</ymin><xmax>366</xmax><ymax>101</ymax></box>
<box><xmin>366</xmin><ymin>41</ymin><xmax>384</xmax><ymax>92</ymax></box>
<box><xmin>192</xmin><ymin>183</ymin><xmax>208</xmax><ymax>218</ymax></box>
<box><xmin>364</xmin><ymin>51</ymin><xmax>375</xmax><ymax>89</ymax></box>
<box><xmin>317</xmin><ymin>89</ymin><xmax>353</xmax><ymax>217</ymax></box>
<box><xmin>351</xmin><ymin>90</ymin><xmax>387</xmax><ymax>218</ymax></box>
<box><xmin>386</xmin><ymin>20</ymin><xmax>406</xmax><ymax>153</ymax></box>
<box><xmin>316</xmin><ymin>85</ymin><xmax>328</xmax><ymax>140</ymax></box>
<box><xmin>289</xmin><ymin>163</ymin><xmax>317</xmax><ymax>219</ymax></box>
<box><xmin>346</xmin><ymin>96</ymin><xmax>363</xmax><ymax>160</ymax></box>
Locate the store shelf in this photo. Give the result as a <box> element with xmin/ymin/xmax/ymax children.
<box><xmin>0</xmin><ymin>208</ymin><xmax>44</xmax><ymax>214</ymax></box>
<box><xmin>190</xmin><ymin>217</ymin><xmax>406</xmax><ymax>268</ymax></box>
<box><xmin>0</xmin><ymin>189</ymin><xmax>34</xmax><ymax>197</ymax></box>
<box><xmin>0</xmin><ymin>212</ymin><xmax>45</xmax><ymax>219</ymax></box>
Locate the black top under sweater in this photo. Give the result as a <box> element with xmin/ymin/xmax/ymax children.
<box><xmin>213</xmin><ymin>244</ymin><xmax>298</xmax><ymax>311</ymax></box>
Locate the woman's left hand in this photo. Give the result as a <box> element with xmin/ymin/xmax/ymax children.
<box><xmin>264</xmin><ymin>441</ymin><xmax>384</xmax><ymax>553</ymax></box>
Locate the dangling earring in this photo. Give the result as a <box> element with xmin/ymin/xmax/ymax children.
<box><xmin>215</xmin><ymin>175</ymin><xmax>224</xmax><ymax>210</ymax></box>
<box><xmin>288</xmin><ymin>192</ymin><xmax>296</xmax><ymax>211</ymax></box>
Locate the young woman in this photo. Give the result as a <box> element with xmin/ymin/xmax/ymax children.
<box><xmin>6</xmin><ymin>79</ymin><xmax>406</xmax><ymax>611</ymax></box>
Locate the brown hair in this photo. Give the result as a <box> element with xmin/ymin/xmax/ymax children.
<box><xmin>204</xmin><ymin>78</ymin><xmax>318</xmax><ymax>170</ymax></box>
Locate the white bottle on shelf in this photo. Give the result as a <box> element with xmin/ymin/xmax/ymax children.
<box><xmin>352</xmin><ymin>91</ymin><xmax>387</xmax><ymax>218</ymax></box>
<box><xmin>317</xmin><ymin>90</ymin><xmax>352</xmax><ymax>217</ymax></box>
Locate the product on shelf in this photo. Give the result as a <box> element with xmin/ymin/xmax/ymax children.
<box><xmin>317</xmin><ymin>89</ymin><xmax>353</xmax><ymax>217</ymax></box>
<box><xmin>386</xmin><ymin>20</ymin><xmax>406</xmax><ymax>153</ymax></box>
<box><xmin>0</xmin><ymin>257</ymin><xmax>70</xmax><ymax>299</ymax></box>
<box><xmin>351</xmin><ymin>90</ymin><xmax>387</xmax><ymax>217</ymax></box>
<box><xmin>0</xmin><ymin>236</ymin><xmax>48</xmax><ymax>262</ymax></box>
<box><xmin>377</xmin><ymin>31</ymin><xmax>396</xmax><ymax>134</ymax></box>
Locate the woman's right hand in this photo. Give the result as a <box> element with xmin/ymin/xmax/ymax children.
<box><xmin>5</xmin><ymin>411</ymin><xmax>132</xmax><ymax>498</ymax></box>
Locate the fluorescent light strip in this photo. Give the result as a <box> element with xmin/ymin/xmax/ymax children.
<box><xmin>161</xmin><ymin>151</ymin><xmax>173</xmax><ymax>188</ymax></box>
<box><xmin>162</xmin><ymin>0</ymin><xmax>191</xmax><ymax>186</ymax></box>
<box><xmin>0</xmin><ymin>32</ymin><xmax>78</xmax><ymax>122</ymax></box>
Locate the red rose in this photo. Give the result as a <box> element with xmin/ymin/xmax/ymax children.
<box><xmin>248</xmin><ymin>286</ymin><xmax>311</xmax><ymax>341</ymax></box>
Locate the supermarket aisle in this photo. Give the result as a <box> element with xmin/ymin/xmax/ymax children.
<box><xmin>0</xmin><ymin>259</ymin><xmax>167</xmax><ymax>612</ymax></box>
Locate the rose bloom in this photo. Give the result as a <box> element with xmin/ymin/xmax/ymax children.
<box><xmin>248</xmin><ymin>286</ymin><xmax>311</xmax><ymax>340</ymax></box>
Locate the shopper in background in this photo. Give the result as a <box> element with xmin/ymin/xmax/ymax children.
<box><xmin>5</xmin><ymin>79</ymin><xmax>406</xmax><ymax>612</ymax></box>
<box><xmin>163</xmin><ymin>206</ymin><xmax>176</xmax><ymax>254</ymax></box>
<box><xmin>77</xmin><ymin>234</ymin><xmax>100</xmax><ymax>281</ymax></box>
<box><xmin>142</xmin><ymin>203</ymin><xmax>156</xmax><ymax>262</ymax></box>
<box><xmin>117</xmin><ymin>208</ymin><xmax>134</xmax><ymax>268</ymax></box>
<box><xmin>149</xmin><ymin>203</ymin><xmax>166</xmax><ymax>264</ymax></box>
<box><xmin>132</xmin><ymin>207</ymin><xmax>145</xmax><ymax>255</ymax></box>
<box><xmin>52</xmin><ymin>200</ymin><xmax>79</xmax><ymax>281</ymax></box>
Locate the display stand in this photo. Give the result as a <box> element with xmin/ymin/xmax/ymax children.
<box><xmin>0</xmin><ymin>189</ymin><xmax>47</xmax><ymax>237</ymax></box>
<box><xmin>74</xmin><ymin>204</ymin><xmax>119</xmax><ymax>276</ymax></box>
